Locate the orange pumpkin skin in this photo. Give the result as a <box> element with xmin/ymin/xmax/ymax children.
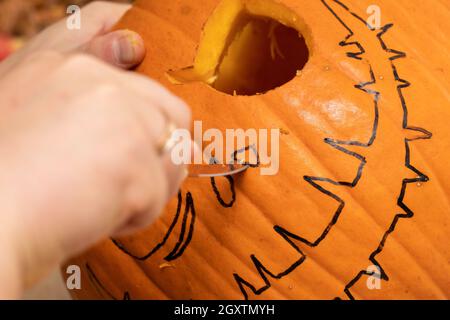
<box><xmin>66</xmin><ymin>0</ymin><xmax>450</xmax><ymax>300</ymax></box>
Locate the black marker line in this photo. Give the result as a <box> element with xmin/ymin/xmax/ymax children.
<box><xmin>111</xmin><ymin>191</ymin><xmax>183</xmax><ymax>260</ymax></box>
<box><xmin>112</xmin><ymin>190</ymin><xmax>196</xmax><ymax>262</ymax></box>
<box><xmin>86</xmin><ymin>263</ymin><xmax>130</xmax><ymax>300</ymax></box>
<box><xmin>234</xmin><ymin>226</ymin><xmax>307</xmax><ymax>300</ymax></box>
<box><xmin>234</xmin><ymin>0</ymin><xmax>431</xmax><ymax>300</ymax></box>
<box><xmin>328</xmin><ymin>8</ymin><xmax>432</xmax><ymax>300</ymax></box>
<box><xmin>234</xmin><ymin>0</ymin><xmax>381</xmax><ymax>299</ymax></box>
<box><xmin>113</xmin><ymin>145</ymin><xmax>261</xmax><ymax>262</ymax></box>
<box><xmin>210</xmin><ymin>145</ymin><xmax>260</xmax><ymax>209</ymax></box>
<box><xmin>165</xmin><ymin>192</ymin><xmax>196</xmax><ymax>261</ymax></box>
<box><xmin>101</xmin><ymin>0</ymin><xmax>430</xmax><ymax>301</ymax></box>
<box><xmin>211</xmin><ymin>175</ymin><xmax>236</xmax><ymax>208</ymax></box>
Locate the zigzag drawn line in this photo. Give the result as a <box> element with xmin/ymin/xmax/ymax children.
<box><xmin>107</xmin><ymin>0</ymin><xmax>431</xmax><ymax>301</ymax></box>
<box><xmin>343</xmin><ymin>21</ymin><xmax>432</xmax><ymax>300</ymax></box>
<box><xmin>233</xmin><ymin>0</ymin><xmax>381</xmax><ymax>300</ymax></box>
<box><xmin>234</xmin><ymin>0</ymin><xmax>431</xmax><ymax>300</ymax></box>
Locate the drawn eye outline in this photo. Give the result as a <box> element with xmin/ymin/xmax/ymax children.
<box><xmin>111</xmin><ymin>144</ymin><xmax>260</xmax><ymax>262</ymax></box>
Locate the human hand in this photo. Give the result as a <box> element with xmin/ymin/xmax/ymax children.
<box><xmin>0</xmin><ymin>2</ymin><xmax>191</xmax><ymax>298</ymax></box>
<box><xmin>0</xmin><ymin>1</ymin><xmax>146</xmax><ymax>75</ymax></box>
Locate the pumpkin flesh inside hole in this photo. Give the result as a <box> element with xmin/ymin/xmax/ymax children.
<box><xmin>167</xmin><ymin>0</ymin><xmax>310</xmax><ymax>96</ymax></box>
<box><xmin>214</xmin><ymin>14</ymin><xmax>309</xmax><ymax>95</ymax></box>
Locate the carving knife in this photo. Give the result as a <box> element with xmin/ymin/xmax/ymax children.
<box><xmin>188</xmin><ymin>163</ymin><xmax>249</xmax><ymax>178</ymax></box>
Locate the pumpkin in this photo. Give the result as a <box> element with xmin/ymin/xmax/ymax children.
<box><xmin>65</xmin><ymin>0</ymin><xmax>450</xmax><ymax>300</ymax></box>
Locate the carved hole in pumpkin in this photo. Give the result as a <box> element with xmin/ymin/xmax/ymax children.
<box><xmin>212</xmin><ymin>14</ymin><xmax>309</xmax><ymax>96</ymax></box>
<box><xmin>167</xmin><ymin>0</ymin><xmax>311</xmax><ymax>96</ymax></box>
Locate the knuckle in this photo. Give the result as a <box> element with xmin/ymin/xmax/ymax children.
<box><xmin>63</xmin><ymin>53</ymin><xmax>100</xmax><ymax>70</ymax></box>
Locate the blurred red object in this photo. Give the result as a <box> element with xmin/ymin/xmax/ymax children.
<box><xmin>0</xmin><ymin>34</ymin><xmax>13</xmax><ymax>61</ymax></box>
<box><xmin>0</xmin><ymin>33</ymin><xmax>22</xmax><ymax>61</ymax></box>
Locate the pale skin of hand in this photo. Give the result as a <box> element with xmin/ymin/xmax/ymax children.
<box><xmin>0</xmin><ymin>2</ymin><xmax>191</xmax><ymax>299</ymax></box>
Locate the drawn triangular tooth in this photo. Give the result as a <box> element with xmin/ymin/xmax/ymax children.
<box><xmin>355</xmin><ymin>82</ymin><xmax>381</xmax><ymax>97</ymax></box>
<box><xmin>389</xmin><ymin>49</ymin><xmax>407</xmax><ymax>60</ymax></box>
<box><xmin>395</xmin><ymin>78</ymin><xmax>411</xmax><ymax>91</ymax></box>
<box><xmin>339</xmin><ymin>38</ymin><xmax>365</xmax><ymax>60</ymax></box>
<box><xmin>317</xmin><ymin>139</ymin><xmax>370</xmax><ymax>187</ymax></box>
<box><xmin>396</xmin><ymin>164</ymin><xmax>420</xmax><ymax>180</ymax></box>
<box><xmin>336</xmin><ymin>293</ymin><xmax>352</xmax><ymax>301</ymax></box>
<box><xmin>339</xmin><ymin>35</ymin><xmax>356</xmax><ymax>46</ymax></box>
<box><xmin>398</xmin><ymin>197</ymin><xmax>415</xmax><ymax>219</ymax></box>
<box><xmin>304</xmin><ymin>174</ymin><xmax>352</xmax><ymax>196</ymax></box>
<box><xmin>233</xmin><ymin>255</ymin><xmax>280</xmax><ymax>300</ymax></box>
<box><xmin>376</xmin><ymin>24</ymin><xmax>407</xmax><ymax>61</ymax></box>
<box><xmin>274</xmin><ymin>225</ymin><xmax>307</xmax><ymax>255</ymax></box>
<box><xmin>377</xmin><ymin>23</ymin><xmax>394</xmax><ymax>37</ymax></box>
<box><xmin>345</xmin><ymin>266</ymin><xmax>388</xmax><ymax>298</ymax></box>
<box><xmin>355</xmin><ymin>81</ymin><xmax>376</xmax><ymax>89</ymax></box>
<box><xmin>376</xmin><ymin>23</ymin><xmax>406</xmax><ymax>59</ymax></box>
<box><xmin>233</xmin><ymin>273</ymin><xmax>259</xmax><ymax>300</ymax></box>
<box><xmin>275</xmin><ymin>220</ymin><xmax>336</xmax><ymax>253</ymax></box>
<box><xmin>339</xmin><ymin>36</ymin><xmax>353</xmax><ymax>47</ymax></box>
<box><xmin>404</xmin><ymin>127</ymin><xmax>432</xmax><ymax>141</ymax></box>
<box><xmin>404</xmin><ymin>165</ymin><xmax>429</xmax><ymax>183</ymax></box>
<box><xmin>325</xmin><ymin>137</ymin><xmax>371</xmax><ymax>158</ymax></box>
<box><xmin>346</xmin><ymin>51</ymin><xmax>364</xmax><ymax>60</ymax></box>
<box><xmin>396</xmin><ymin>78</ymin><xmax>411</xmax><ymax>86</ymax></box>
<box><xmin>345</xmin><ymin>267</ymin><xmax>388</xmax><ymax>299</ymax></box>
<box><xmin>275</xmin><ymin>224</ymin><xmax>316</xmax><ymax>249</ymax></box>
<box><xmin>368</xmin><ymin>258</ymin><xmax>389</xmax><ymax>281</ymax></box>
<box><xmin>344</xmin><ymin>288</ymin><xmax>356</xmax><ymax>300</ymax></box>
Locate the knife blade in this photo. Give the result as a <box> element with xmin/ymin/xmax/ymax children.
<box><xmin>188</xmin><ymin>163</ymin><xmax>249</xmax><ymax>178</ymax></box>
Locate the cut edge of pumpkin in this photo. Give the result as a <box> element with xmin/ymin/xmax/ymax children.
<box><xmin>166</xmin><ymin>0</ymin><xmax>313</xmax><ymax>96</ymax></box>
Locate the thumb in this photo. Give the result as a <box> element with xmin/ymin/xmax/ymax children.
<box><xmin>0</xmin><ymin>2</ymin><xmax>135</xmax><ymax>75</ymax></box>
<box><xmin>84</xmin><ymin>30</ymin><xmax>146</xmax><ymax>69</ymax></box>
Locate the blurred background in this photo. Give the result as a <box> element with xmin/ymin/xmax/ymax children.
<box><xmin>0</xmin><ymin>0</ymin><xmax>131</xmax><ymax>61</ymax></box>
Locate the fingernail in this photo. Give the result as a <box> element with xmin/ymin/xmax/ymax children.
<box><xmin>114</xmin><ymin>33</ymin><xmax>138</xmax><ymax>65</ymax></box>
